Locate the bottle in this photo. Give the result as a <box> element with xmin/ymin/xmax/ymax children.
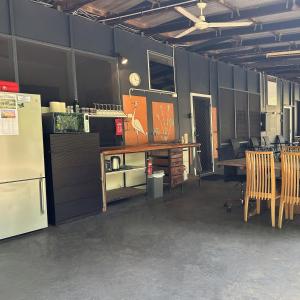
<box><xmin>73</xmin><ymin>99</ymin><xmax>79</xmax><ymax>113</ymax></box>
<box><xmin>147</xmin><ymin>158</ymin><xmax>153</xmax><ymax>176</ymax></box>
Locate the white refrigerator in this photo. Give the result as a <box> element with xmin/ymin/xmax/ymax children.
<box><xmin>0</xmin><ymin>92</ymin><xmax>48</xmax><ymax>240</ymax></box>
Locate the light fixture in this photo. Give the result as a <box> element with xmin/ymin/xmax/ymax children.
<box><xmin>121</xmin><ymin>57</ymin><xmax>128</xmax><ymax>65</ymax></box>
<box><xmin>266</xmin><ymin>50</ymin><xmax>300</xmax><ymax>58</ymax></box>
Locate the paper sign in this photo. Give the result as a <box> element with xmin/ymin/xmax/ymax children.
<box><xmin>17</xmin><ymin>94</ymin><xmax>31</xmax><ymax>106</ymax></box>
<box><xmin>0</xmin><ymin>94</ymin><xmax>19</xmax><ymax>136</ymax></box>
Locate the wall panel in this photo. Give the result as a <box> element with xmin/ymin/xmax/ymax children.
<box><xmin>233</xmin><ymin>66</ymin><xmax>247</xmax><ymax>91</ymax></box>
<box><xmin>247</xmin><ymin>70</ymin><xmax>260</xmax><ymax>94</ymax></box>
<box><xmin>0</xmin><ymin>0</ymin><xmax>10</xmax><ymax>34</ymax></box>
<box><xmin>70</xmin><ymin>16</ymin><xmax>113</xmax><ymax>56</ymax></box>
<box><xmin>189</xmin><ymin>53</ymin><xmax>210</xmax><ymax>94</ymax></box>
<box><xmin>12</xmin><ymin>0</ymin><xmax>70</xmax><ymax>47</ymax></box>
<box><xmin>218</xmin><ymin>62</ymin><xmax>233</xmax><ymax>89</ymax></box>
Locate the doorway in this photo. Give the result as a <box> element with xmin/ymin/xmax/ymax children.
<box><xmin>190</xmin><ymin>93</ymin><xmax>214</xmax><ymax>174</ymax></box>
<box><xmin>283</xmin><ymin>106</ymin><xmax>292</xmax><ymax>143</ymax></box>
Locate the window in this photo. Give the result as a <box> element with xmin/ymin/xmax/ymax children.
<box><xmin>235</xmin><ymin>91</ymin><xmax>249</xmax><ymax>141</ymax></box>
<box><xmin>219</xmin><ymin>88</ymin><xmax>235</xmax><ymax>143</ymax></box>
<box><xmin>267</xmin><ymin>77</ymin><xmax>277</xmax><ymax>106</ymax></box>
<box><xmin>148</xmin><ymin>51</ymin><xmax>175</xmax><ymax>93</ymax></box>
<box><xmin>296</xmin><ymin>101</ymin><xmax>300</xmax><ymax>136</ymax></box>
<box><xmin>17</xmin><ymin>40</ymin><xmax>73</xmax><ymax>107</ymax></box>
<box><xmin>249</xmin><ymin>93</ymin><xmax>261</xmax><ymax>138</ymax></box>
<box><xmin>0</xmin><ymin>36</ymin><xmax>14</xmax><ymax>82</ymax></box>
<box><xmin>75</xmin><ymin>52</ymin><xmax>118</xmax><ymax>107</ymax></box>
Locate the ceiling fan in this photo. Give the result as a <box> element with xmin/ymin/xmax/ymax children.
<box><xmin>174</xmin><ymin>1</ymin><xmax>253</xmax><ymax>39</ymax></box>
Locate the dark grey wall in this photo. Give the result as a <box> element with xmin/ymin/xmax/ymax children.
<box><xmin>12</xmin><ymin>0</ymin><xmax>70</xmax><ymax>47</ymax></box>
<box><xmin>1</xmin><ymin>0</ymin><xmax>299</xmax><ymax>145</ymax></box>
<box><xmin>70</xmin><ymin>16</ymin><xmax>114</xmax><ymax>56</ymax></box>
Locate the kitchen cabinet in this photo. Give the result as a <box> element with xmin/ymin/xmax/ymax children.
<box><xmin>44</xmin><ymin>133</ymin><xmax>102</xmax><ymax>224</ymax></box>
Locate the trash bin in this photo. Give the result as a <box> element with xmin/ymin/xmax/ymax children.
<box><xmin>147</xmin><ymin>170</ymin><xmax>165</xmax><ymax>199</ymax></box>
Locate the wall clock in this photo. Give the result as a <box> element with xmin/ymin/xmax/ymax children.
<box><xmin>129</xmin><ymin>73</ymin><xmax>141</xmax><ymax>87</ymax></box>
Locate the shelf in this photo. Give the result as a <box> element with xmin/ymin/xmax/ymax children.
<box><xmin>89</xmin><ymin>112</ymin><xmax>127</xmax><ymax>118</ymax></box>
<box><xmin>107</xmin><ymin>187</ymin><xmax>146</xmax><ymax>203</ymax></box>
<box><xmin>106</xmin><ymin>166</ymin><xmax>146</xmax><ymax>175</ymax></box>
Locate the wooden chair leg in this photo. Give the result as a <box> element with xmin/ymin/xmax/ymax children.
<box><xmin>285</xmin><ymin>204</ymin><xmax>289</xmax><ymax>220</ymax></box>
<box><xmin>278</xmin><ymin>201</ymin><xmax>284</xmax><ymax>229</ymax></box>
<box><xmin>244</xmin><ymin>196</ymin><xmax>249</xmax><ymax>223</ymax></box>
<box><xmin>256</xmin><ymin>199</ymin><xmax>261</xmax><ymax>214</ymax></box>
<box><xmin>271</xmin><ymin>199</ymin><xmax>276</xmax><ymax>228</ymax></box>
<box><xmin>289</xmin><ymin>204</ymin><xmax>294</xmax><ymax>220</ymax></box>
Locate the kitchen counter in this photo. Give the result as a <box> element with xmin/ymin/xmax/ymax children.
<box><xmin>100</xmin><ymin>143</ymin><xmax>201</xmax><ymax>212</ymax></box>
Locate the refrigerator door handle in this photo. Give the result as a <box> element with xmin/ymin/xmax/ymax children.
<box><xmin>39</xmin><ymin>178</ymin><xmax>45</xmax><ymax>214</ymax></box>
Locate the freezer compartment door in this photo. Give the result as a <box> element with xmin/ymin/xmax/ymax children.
<box><xmin>0</xmin><ymin>178</ymin><xmax>48</xmax><ymax>240</ymax></box>
<box><xmin>0</xmin><ymin>94</ymin><xmax>45</xmax><ymax>183</ymax></box>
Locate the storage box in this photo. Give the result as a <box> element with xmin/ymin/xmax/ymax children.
<box><xmin>0</xmin><ymin>81</ymin><xmax>19</xmax><ymax>93</ymax></box>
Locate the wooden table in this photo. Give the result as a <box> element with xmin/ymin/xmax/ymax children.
<box><xmin>217</xmin><ymin>158</ymin><xmax>281</xmax><ymax>170</ymax></box>
<box><xmin>217</xmin><ymin>158</ymin><xmax>281</xmax><ymax>183</ymax></box>
<box><xmin>100</xmin><ymin>143</ymin><xmax>201</xmax><ymax>212</ymax></box>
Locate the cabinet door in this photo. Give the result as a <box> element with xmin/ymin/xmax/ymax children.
<box><xmin>0</xmin><ymin>179</ymin><xmax>48</xmax><ymax>240</ymax></box>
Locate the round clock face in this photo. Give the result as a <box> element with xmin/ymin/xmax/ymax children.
<box><xmin>129</xmin><ymin>73</ymin><xmax>141</xmax><ymax>87</ymax></box>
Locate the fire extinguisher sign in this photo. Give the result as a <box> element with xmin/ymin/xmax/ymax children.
<box><xmin>115</xmin><ymin>118</ymin><xmax>123</xmax><ymax>136</ymax></box>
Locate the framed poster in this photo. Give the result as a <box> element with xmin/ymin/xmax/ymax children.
<box><xmin>123</xmin><ymin>95</ymin><xmax>148</xmax><ymax>145</ymax></box>
<box><xmin>152</xmin><ymin>102</ymin><xmax>175</xmax><ymax>142</ymax></box>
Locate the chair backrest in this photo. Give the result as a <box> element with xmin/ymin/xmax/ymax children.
<box><xmin>282</xmin><ymin>146</ymin><xmax>300</xmax><ymax>152</ymax></box>
<box><xmin>249</xmin><ymin>137</ymin><xmax>260</xmax><ymax>149</ymax></box>
<box><xmin>245</xmin><ymin>151</ymin><xmax>276</xmax><ymax>200</ymax></box>
<box><xmin>281</xmin><ymin>151</ymin><xmax>300</xmax><ymax>205</ymax></box>
<box><xmin>263</xmin><ymin>136</ymin><xmax>271</xmax><ymax>147</ymax></box>
<box><xmin>276</xmin><ymin>135</ymin><xmax>286</xmax><ymax>144</ymax></box>
<box><xmin>230</xmin><ymin>138</ymin><xmax>240</xmax><ymax>158</ymax></box>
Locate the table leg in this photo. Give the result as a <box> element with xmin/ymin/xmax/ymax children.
<box><xmin>100</xmin><ymin>153</ymin><xmax>107</xmax><ymax>212</ymax></box>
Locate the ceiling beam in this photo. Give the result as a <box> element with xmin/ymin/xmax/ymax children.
<box><xmin>247</xmin><ymin>58</ymin><xmax>300</xmax><ymax>69</ymax></box>
<box><xmin>255</xmin><ymin>64</ymin><xmax>300</xmax><ymax>72</ymax></box>
<box><xmin>144</xmin><ymin>0</ymin><xmax>298</xmax><ymax>35</ymax></box>
<box><xmin>96</xmin><ymin>0</ymin><xmax>198</xmax><ymax>24</ymax></box>
<box><xmin>190</xmin><ymin>32</ymin><xmax>300</xmax><ymax>52</ymax></box>
<box><xmin>170</xmin><ymin>18</ymin><xmax>300</xmax><ymax>44</ymax></box>
<box><xmin>229</xmin><ymin>53</ymin><xmax>300</xmax><ymax>64</ymax></box>
<box><xmin>213</xmin><ymin>44</ymin><xmax>300</xmax><ymax>60</ymax></box>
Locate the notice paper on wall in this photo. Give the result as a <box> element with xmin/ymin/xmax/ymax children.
<box><xmin>0</xmin><ymin>93</ymin><xmax>19</xmax><ymax>136</ymax></box>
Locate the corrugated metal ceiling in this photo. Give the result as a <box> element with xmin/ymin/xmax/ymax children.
<box><xmin>38</xmin><ymin>0</ymin><xmax>300</xmax><ymax>81</ymax></box>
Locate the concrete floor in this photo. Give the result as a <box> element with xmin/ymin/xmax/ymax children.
<box><xmin>1</xmin><ymin>179</ymin><xmax>300</xmax><ymax>300</ymax></box>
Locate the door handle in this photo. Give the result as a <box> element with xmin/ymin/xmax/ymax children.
<box><xmin>39</xmin><ymin>178</ymin><xmax>45</xmax><ymax>214</ymax></box>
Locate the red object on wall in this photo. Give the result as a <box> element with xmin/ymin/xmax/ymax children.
<box><xmin>147</xmin><ymin>158</ymin><xmax>153</xmax><ymax>176</ymax></box>
<box><xmin>0</xmin><ymin>81</ymin><xmax>19</xmax><ymax>93</ymax></box>
<box><xmin>115</xmin><ymin>118</ymin><xmax>123</xmax><ymax>136</ymax></box>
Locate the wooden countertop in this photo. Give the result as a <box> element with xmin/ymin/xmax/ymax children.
<box><xmin>100</xmin><ymin>143</ymin><xmax>200</xmax><ymax>156</ymax></box>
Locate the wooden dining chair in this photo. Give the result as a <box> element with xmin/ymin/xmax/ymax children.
<box><xmin>244</xmin><ymin>151</ymin><xmax>278</xmax><ymax>227</ymax></box>
<box><xmin>278</xmin><ymin>152</ymin><xmax>300</xmax><ymax>229</ymax></box>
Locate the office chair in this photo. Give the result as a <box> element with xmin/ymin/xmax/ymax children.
<box><xmin>223</xmin><ymin>139</ymin><xmax>246</xmax><ymax>212</ymax></box>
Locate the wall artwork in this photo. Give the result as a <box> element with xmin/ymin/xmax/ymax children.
<box><xmin>212</xmin><ymin>107</ymin><xmax>218</xmax><ymax>159</ymax></box>
<box><xmin>123</xmin><ymin>95</ymin><xmax>148</xmax><ymax>145</ymax></box>
<box><xmin>152</xmin><ymin>102</ymin><xmax>175</xmax><ymax>142</ymax></box>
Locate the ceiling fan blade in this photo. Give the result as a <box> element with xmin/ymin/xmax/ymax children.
<box><xmin>174</xmin><ymin>6</ymin><xmax>199</xmax><ymax>24</ymax></box>
<box><xmin>175</xmin><ymin>26</ymin><xmax>197</xmax><ymax>39</ymax></box>
<box><xmin>207</xmin><ymin>21</ymin><xmax>253</xmax><ymax>28</ymax></box>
